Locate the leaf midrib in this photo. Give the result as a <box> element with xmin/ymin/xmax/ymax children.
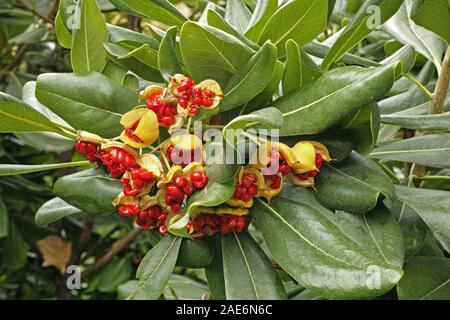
<box><xmin>233</xmin><ymin>232</ymin><xmax>259</xmax><ymax>299</ymax></box>
<box><xmin>0</xmin><ymin>107</ymin><xmax>59</xmax><ymax>133</ymax></box>
<box><xmin>256</xmin><ymin>198</ymin><xmax>364</xmax><ymax>269</ymax></box>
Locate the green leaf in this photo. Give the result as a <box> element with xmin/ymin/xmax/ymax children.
<box><xmin>15</xmin><ymin>82</ymin><xmax>74</xmax><ymax>153</ymax></box>
<box><xmin>206</xmin><ymin>9</ymin><xmax>260</xmax><ymax>51</ymax></box>
<box><xmin>117</xmin><ymin>280</ymin><xmax>139</xmax><ymax>300</ymax></box>
<box><xmin>0</xmin><ymin>92</ymin><xmax>63</xmax><ymax>134</ymax></box>
<box><xmin>381</xmin><ymin>45</ymin><xmax>416</xmax><ymax>74</ymax></box>
<box><xmin>340</xmin><ymin>103</ymin><xmax>380</xmax><ymax>155</ymax></box>
<box><xmin>397</xmin><ymin>256</ymin><xmax>450</xmax><ymax>300</ymax></box>
<box><xmin>104</xmin><ymin>43</ymin><xmax>163</xmax><ymax>82</ymax></box>
<box><xmin>258</xmin><ymin>0</ymin><xmax>328</xmax><ymax>57</ymax></box>
<box><xmin>222</xmin><ymin>232</ymin><xmax>287</xmax><ymax>299</ymax></box>
<box><xmin>107</xmin><ymin>24</ymin><xmax>159</xmax><ymax>50</ymax></box>
<box><xmin>97</xmin><ymin>255</ymin><xmax>133</xmax><ymax>293</ymax></box>
<box><xmin>273</xmin><ymin>63</ymin><xmax>400</xmax><ymax>136</ymax></box>
<box><xmin>0</xmin><ymin>161</ymin><xmax>89</xmax><ymax>177</ymax></box>
<box><xmin>70</xmin><ymin>0</ymin><xmax>108</xmax><ymax>74</ymax></box>
<box><xmin>163</xmin><ymin>274</ymin><xmax>209</xmax><ymax>300</ymax></box>
<box><xmin>224</xmin><ymin>0</ymin><xmax>252</xmax><ymax>33</ymax></box>
<box><xmin>370</xmin><ymin>134</ymin><xmax>450</xmax><ymax>169</ymax></box>
<box><xmin>180</xmin><ymin>22</ymin><xmax>254</xmax><ymax>87</ymax></box>
<box><xmin>102</xmin><ymin>60</ymin><xmax>128</xmax><ymax>82</ymax></box>
<box><xmin>168</xmin><ymin>180</ymin><xmax>235</xmax><ymax>237</ymax></box>
<box><xmin>410</xmin><ymin>0</ymin><xmax>450</xmax><ymax>44</ymax></box>
<box><xmin>395</xmin><ymin>186</ymin><xmax>450</xmax><ymax>243</ymax></box>
<box><xmin>282</xmin><ymin>39</ymin><xmax>322</xmax><ymax>94</ymax></box>
<box><xmin>382</xmin><ymin>1</ymin><xmax>446</xmax><ymax>71</ymax></box>
<box><xmin>322</xmin><ymin>0</ymin><xmax>403</xmax><ymax>70</ymax></box>
<box><xmin>205</xmin><ymin>235</ymin><xmax>226</xmax><ymax>300</ymax></box>
<box><xmin>35</xmin><ymin>197</ymin><xmax>83</xmax><ymax>227</ymax></box>
<box><xmin>55</xmin><ymin>10</ymin><xmax>72</xmax><ymax>49</ymax></box>
<box><xmin>53</xmin><ymin>168</ymin><xmax>122</xmax><ymax>214</ymax></box>
<box><xmin>381</xmin><ymin>112</ymin><xmax>450</xmax><ymax>131</ymax></box>
<box><xmin>244</xmin><ymin>0</ymin><xmax>278</xmax><ymax>42</ymax></box>
<box><xmin>129</xmin><ymin>235</ymin><xmax>182</xmax><ymax>300</ymax></box>
<box><xmin>176</xmin><ymin>238</ymin><xmax>214</xmax><ymax>268</ymax></box>
<box><xmin>0</xmin><ymin>196</ymin><xmax>8</xmax><ymax>238</ymax></box>
<box><xmin>220</xmin><ymin>42</ymin><xmax>277</xmax><ymax>111</ymax></box>
<box><xmin>35</xmin><ymin>72</ymin><xmax>139</xmax><ymax>137</ymax></box>
<box><xmin>108</xmin><ymin>0</ymin><xmax>187</xmax><ymax>28</ymax></box>
<box><xmin>252</xmin><ymin>186</ymin><xmax>404</xmax><ymax>299</ymax></box>
<box><xmin>3</xmin><ymin>221</ymin><xmax>29</xmax><ymax>269</ymax></box>
<box><xmin>315</xmin><ymin>152</ymin><xmax>394</xmax><ymax>214</ymax></box>
<box><xmin>158</xmin><ymin>26</ymin><xmax>181</xmax><ymax>81</ymax></box>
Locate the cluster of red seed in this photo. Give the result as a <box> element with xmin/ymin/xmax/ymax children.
<box><xmin>188</xmin><ymin>214</ymin><xmax>247</xmax><ymax>237</ymax></box>
<box><xmin>233</xmin><ymin>172</ymin><xmax>259</xmax><ymax>202</ymax></box>
<box><xmin>100</xmin><ymin>147</ymin><xmax>139</xmax><ymax>178</ymax></box>
<box><xmin>269</xmin><ymin>148</ymin><xmax>292</xmax><ymax>175</ymax></box>
<box><xmin>165</xmin><ymin>171</ymin><xmax>208</xmax><ymax>212</ymax></box>
<box><xmin>146</xmin><ymin>93</ymin><xmax>178</xmax><ymax>127</ymax></box>
<box><xmin>294</xmin><ymin>153</ymin><xmax>323</xmax><ymax>181</ymax></box>
<box><xmin>119</xmin><ymin>168</ymin><xmax>154</xmax><ymax>197</ymax></box>
<box><xmin>118</xmin><ymin>204</ymin><xmax>168</xmax><ymax>234</ymax></box>
<box><xmin>75</xmin><ymin>141</ymin><xmax>102</xmax><ymax>164</ymax></box>
<box><xmin>177</xmin><ymin>78</ymin><xmax>215</xmax><ymax>115</ymax></box>
<box><xmin>166</xmin><ymin>145</ymin><xmax>199</xmax><ymax>167</ymax></box>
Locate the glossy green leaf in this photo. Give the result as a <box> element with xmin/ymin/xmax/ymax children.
<box><xmin>35</xmin><ymin>197</ymin><xmax>84</xmax><ymax>227</ymax></box>
<box><xmin>282</xmin><ymin>39</ymin><xmax>322</xmax><ymax>94</ymax></box>
<box><xmin>371</xmin><ymin>134</ymin><xmax>450</xmax><ymax>168</ymax></box>
<box><xmin>224</xmin><ymin>0</ymin><xmax>252</xmax><ymax>33</ymax></box>
<box><xmin>381</xmin><ymin>45</ymin><xmax>416</xmax><ymax>74</ymax></box>
<box><xmin>381</xmin><ymin>112</ymin><xmax>450</xmax><ymax>131</ymax></box>
<box><xmin>273</xmin><ymin>63</ymin><xmax>400</xmax><ymax>136</ymax></box>
<box><xmin>180</xmin><ymin>22</ymin><xmax>254</xmax><ymax>87</ymax></box>
<box><xmin>397</xmin><ymin>256</ymin><xmax>450</xmax><ymax>300</ymax></box>
<box><xmin>410</xmin><ymin>0</ymin><xmax>450</xmax><ymax>44</ymax></box>
<box><xmin>35</xmin><ymin>72</ymin><xmax>139</xmax><ymax>137</ymax></box>
<box><xmin>104</xmin><ymin>43</ymin><xmax>163</xmax><ymax>82</ymax></box>
<box><xmin>244</xmin><ymin>0</ymin><xmax>278</xmax><ymax>42</ymax></box>
<box><xmin>54</xmin><ymin>10</ymin><xmax>72</xmax><ymax>49</ymax></box>
<box><xmin>176</xmin><ymin>238</ymin><xmax>214</xmax><ymax>268</ymax></box>
<box><xmin>0</xmin><ymin>92</ymin><xmax>63</xmax><ymax>134</ymax></box>
<box><xmin>315</xmin><ymin>152</ymin><xmax>394</xmax><ymax>214</ymax></box>
<box><xmin>322</xmin><ymin>0</ymin><xmax>403</xmax><ymax>70</ymax></box>
<box><xmin>0</xmin><ymin>196</ymin><xmax>8</xmax><ymax>238</ymax></box>
<box><xmin>117</xmin><ymin>280</ymin><xmax>139</xmax><ymax>300</ymax></box>
<box><xmin>395</xmin><ymin>186</ymin><xmax>450</xmax><ymax>243</ymax></box>
<box><xmin>102</xmin><ymin>60</ymin><xmax>128</xmax><ymax>82</ymax></box>
<box><xmin>70</xmin><ymin>0</ymin><xmax>108</xmax><ymax>74</ymax></box>
<box><xmin>53</xmin><ymin>168</ymin><xmax>122</xmax><ymax>214</ymax></box>
<box><xmin>340</xmin><ymin>103</ymin><xmax>380</xmax><ymax>155</ymax></box>
<box><xmin>258</xmin><ymin>0</ymin><xmax>328</xmax><ymax>57</ymax></box>
<box><xmin>163</xmin><ymin>274</ymin><xmax>209</xmax><ymax>300</ymax></box>
<box><xmin>129</xmin><ymin>235</ymin><xmax>182</xmax><ymax>300</ymax></box>
<box><xmin>252</xmin><ymin>186</ymin><xmax>404</xmax><ymax>299</ymax></box>
<box><xmin>221</xmin><ymin>42</ymin><xmax>277</xmax><ymax>111</ymax></box>
<box><xmin>382</xmin><ymin>1</ymin><xmax>446</xmax><ymax>71</ymax></box>
<box><xmin>158</xmin><ymin>26</ymin><xmax>181</xmax><ymax>81</ymax></box>
<box><xmin>107</xmin><ymin>24</ymin><xmax>159</xmax><ymax>50</ymax></box>
<box><xmin>222</xmin><ymin>232</ymin><xmax>287</xmax><ymax>299</ymax></box>
<box><xmin>0</xmin><ymin>161</ymin><xmax>89</xmax><ymax>177</ymax></box>
<box><xmin>15</xmin><ymin>82</ymin><xmax>74</xmax><ymax>152</ymax></box>
<box><xmin>205</xmin><ymin>235</ymin><xmax>226</xmax><ymax>300</ymax></box>
<box><xmin>108</xmin><ymin>0</ymin><xmax>187</xmax><ymax>27</ymax></box>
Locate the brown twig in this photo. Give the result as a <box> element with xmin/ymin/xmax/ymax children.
<box><xmin>69</xmin><ymin>214</ymin><xmax>95</xmax><ymax>265</ymax></box>
<box><xmin>0</xmin><ymin>44</ymin><xmax>31</xmax><ymax>81</ymax></box>
<box><xmin>412</xmin><ymin>46</ymin><xmax>450</xmax><ymax>180</ymax></box>
<box><xmin>81</xmin><ymin>227</ymin><xmax>143</xmax><ymax>278</ymax></box>
<box><xmin>16</xmin><ymin>0</ymin><xmax>54</xmax><ymax>24</ymax></box>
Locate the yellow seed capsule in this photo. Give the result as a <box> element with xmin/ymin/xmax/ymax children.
<box><xmin>291</xmin><ymin>141</ymin><xmax>317</xmax><ymax>173</ymax></box>
<box><xmin>120</xmin><ymin>108</ymin><xmax>159</xmax><ymax>148</ymax></box>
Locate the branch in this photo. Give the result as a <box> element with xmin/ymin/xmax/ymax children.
<box><xmin>0</xmin><ymin>44</ymin><xmax>31</xmax><ymax>81</ymax></box>
<box><xmin>16</xmin><ymin>0</ymin><xmax>54</xmax><ymax>24</ymax></box>
<box><xmin>429</xmin><ymin>47</ymin><xmax>450</xmax><ymax>115</ymax></box>
<box><xmin>81</xmin><ymin>227</ymin><xmax>143</xmax><ymax>278</ymax></box>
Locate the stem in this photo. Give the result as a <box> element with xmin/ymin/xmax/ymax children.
<box><xmin>52</xmin><ymin>121</ymin><xmax>77</xmax><ymax>134</ymax></box>
<box><xmin>57</xmin><ymin>129</ymin><xmax>78</xmax><ymax>140</ymax></box>
<box><xmin>403</xmin><ymin>73</ymin><xmax>433</xmax><ymax>100</ymax></box>
<box><xmin>429</xmin><ymin>47</ymin><xmax>450</xmax><ymax>115</ymax></box>
<box><xmin>16</xmin><ymin>0</ymin><xmax>54</xmax><ymax>24</ymax></box>
<box><xmin>412</xmin><ymin>175</ymin><xmax>450</xmax><ymax>181</ymax></box>
<box><xmin>82</xmin><ymin>228</ymin><xmax>143</xmax><ymax>278</ymax></box>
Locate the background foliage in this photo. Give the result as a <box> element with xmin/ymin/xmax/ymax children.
<box><xmin>0</xmin><ymin>0</ymin><xmax>449</xmax><ymax>300</ymax></box>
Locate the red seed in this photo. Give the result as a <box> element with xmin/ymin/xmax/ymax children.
<box><xmin>171</xmin><ymin>204</ymin><xmax>181</xmax><ymax>212</ymax></box>
<box><xmin>166</xmin><ymin>185</ymin><xmax>181</xmax><ymax>198</ymax></box>
<box><xmin>247</xmin><ymin>185</ymin><xmax>258</xmax><ymax>196</ymax></box>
